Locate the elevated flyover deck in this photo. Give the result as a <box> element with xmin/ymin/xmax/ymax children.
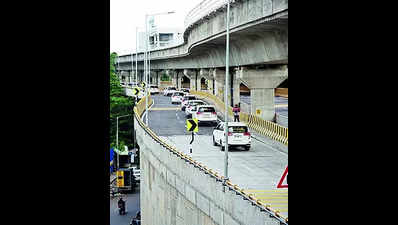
<box><xmin>145</xmin><ymin>94</ymin><xmax>288</xmax><ymax>217</ymax></box>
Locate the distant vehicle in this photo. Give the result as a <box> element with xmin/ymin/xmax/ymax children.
<box><xmin>130</xmin><ymin>211</ymin><xmax>141</xmax><ymax>225</ymax></box>
<box><xmin>180</xmin><ymin>88</ymin><xmax>190</xmax><ymax>93</ymax></box>
<box><xmin>163</xmin><ymin>86</ymin><xmax>177</xmax><ymax>96</ymax></box>
<box><xmin>149</xmin><ymin>85</ymin><xmax>160</xmax><ymax>94</ymax></box>
<box><xmin>121</xmin><ymin>82</ymin><xmax>125</xmax><ymax>86</ymax></box>
<box><xmin>171</xmin><ymin>91</ymin><xmax>186</xmax><ymax>104</ymax></box>
<box><xmin>128</xmin><ymin>83</ymin><xmax>133</xmax><ymax>87</ymax></box>
<box><xmin>180</xmin><ymin>95</ymin><xmax>197</xmax><ymax>111</ymax></box>
<box><xmin>212</xmin><ymin>122</ymin><xmax>251</xmax><ymax>151</ymax></box>
<box><xmin>185</xmin><ymin>100</ymin><xmax>206</xmax><ymax>118</ymax></box>
<box><xmin>192</xmin><ymin>105</ymin><xmax>218</xmax><ymax>125</ymax></box>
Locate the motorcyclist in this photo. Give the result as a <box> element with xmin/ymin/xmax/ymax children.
<box><xmin>118</xmin><ymin>197</ymin><xmax>126</xmax><ymax>215</ymax></box>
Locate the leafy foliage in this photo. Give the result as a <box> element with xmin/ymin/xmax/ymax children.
<box><xmin>110</xmin><ymin>52</ymin><xmax>135</xmax><ymax>150</ymax></box>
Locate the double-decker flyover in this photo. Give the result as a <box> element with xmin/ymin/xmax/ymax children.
<box><xmin>117</xmin><ymin>0</ymin><xmax>288</xmax><ymax>122</ymax></box>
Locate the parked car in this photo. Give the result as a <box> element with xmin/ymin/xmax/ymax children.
<box><xmin>163</xmin><ymin>86</ymin><xmax>177</xmax><ymax>96</ymax></box>
<box><xmin>212</xmin><ymin>122</ymin><xmax>251</xmax><ymax>151</ymax></box>
<box><xmin>192</xmin><ymin>105</ymin><xmax>218</xmax><ymax>125</ymax></box>
<box><xmin>185</xmin><ymin>100</ymin><xmax>206</xmax><ymax>118</ymax></box>
<box><xmin>180</xmin><ymin>88</ymin><xmax>190</xmax><ymax>93</ymax></box>
<box><xmin>149</xmin><ymin>85</ymin><xmax>160</xmax><ymax>94</ymax></box>
<box><xmin>180</xmin><ymin>95</ymin><xmax>198</xmax><ymax>111</ymax></box>
<box><xmin>171</xmin><ymin>91</ymin><xmax>186</xmax><ymax>104</ymax></box>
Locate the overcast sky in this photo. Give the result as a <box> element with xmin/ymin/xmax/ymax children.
<box><xmin>110</xmin><ymin>0</ymin><xmax>203</xmax><ymax>55</ymax></box>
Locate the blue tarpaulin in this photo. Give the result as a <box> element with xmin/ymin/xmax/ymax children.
<box><xmin>110</xmin><ymin>148</ymin><xmax>114</xmax><ymax>172</ymax></box>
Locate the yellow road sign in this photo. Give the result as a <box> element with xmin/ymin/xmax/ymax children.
<box><xmin>132</xmin><ymin>87</ymin><xmax>140</xmax><ymax>95</ymax></box>
<box><xmin>256</xmin><ymin>109</ymin><xmax>261</xmax><ymax>115</ymax></box>
<box><xmin>116</xmin><ymin>170</ymin><xmax>124</xmax><ymax>187</ymax></box>
<box><xmin>187</xmin><ymin>118</ymin><xmax>198</xmax><ymax>132</ymax></box>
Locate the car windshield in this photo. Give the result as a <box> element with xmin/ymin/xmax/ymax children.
<box><xmin>229</xmin><ymin>126</ymin><xmax>248</xmax><ymax>133</ymax></box>
<box><xmin>199</xmin><ymin>107</ymin><xmax>215</xmax><ymax>113</ymax></box>
<box><xmin>169</xmin><ymin>87</ymin><xmax>176</xmax><ymax>90</ymax></box>
<box><xmin>173</xmin><ymin>92</ymin><xmax>184</xmax><ymax>96</ymax></box>
<box><xmin>151</xmin><ymin>86</ymin><xmax>158</xmax><ymax>88</ymax></box>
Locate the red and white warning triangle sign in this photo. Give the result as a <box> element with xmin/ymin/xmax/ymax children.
<box><xmin>277</xmin><ymin>166</ymin><xmax>288</xmax><ymax>188</ymax></box>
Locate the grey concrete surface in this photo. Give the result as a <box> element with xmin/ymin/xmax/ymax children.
<box><xmin>110</xmin><ymin>187</ymin><xmax>140</xmax><ymax>225</ymax></box>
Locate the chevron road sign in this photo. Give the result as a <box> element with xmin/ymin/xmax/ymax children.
<box><xmin>186</xmin><ymin>118</ymin><xmax>198</xmax><ymax>132</ymax></box>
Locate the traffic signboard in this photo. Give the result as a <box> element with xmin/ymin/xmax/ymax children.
<box><xmin>140</xmin><ymin>82</ymin><xmax>146</xmax><ymax>88</ymax></box>
<box><xmin>277</xmin><ymin>166</ymin><xmax>288</xmax><ymax>188</ymax></box>
<box><xmin>187</xmin><ymin>118</ymin><xmax>198</xmax><ymax>132</ymax></box>
<box><xmin>133</xmin><ymin>87</ymin><xmax>140</xmax><ymax>95</ymax></box>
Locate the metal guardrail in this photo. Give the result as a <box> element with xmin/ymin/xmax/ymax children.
<box><xmin>184</xmin><ymin>0</ymin><xmax>229</xmax><ymax>30</ymax></box>
<box><xmin>133</xmin><ymin>93</ymin><xmax>288</xmax><ymax>224</ymax></box>
<box><xmin>190</xmin><ymin>91</ymin><xmax>288</xmax><ymax>146</ymax></box>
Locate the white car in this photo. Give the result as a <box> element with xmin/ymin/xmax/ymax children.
<box><xmin>180</xmin><ymin>95</ymin><xmax>198</xmax><ymax>111</ymax></box>
<box><xmin>192</xmin><ymin>105</ymin><xmax>218</xmax><ymax>125</ymax></box>
<box><xmin>171</xmin><ymin>91</ymin><xmax>186</xmax><ymax>104</ymax></box>
<box><xmin>163</xmin><ymin>86</ymin><xmax>177</xmax><ymax>96</ymax></box>
<box><xmin>180</xmin><ymin>88</ymin><xmax>190</xmax><ymax>94</ymax></box>
<box><xmin>149</xmin><ymin>85</ymin><xmax>160</xmax><ymax>94</ymax></box>
<box><xmin>185</xmin><ymin>100</ymin><xmax>206</xmax><ymax>118</ymax></box>
<box><xmin>212</xmin><ymin>122</ymin><xmax>251</xmax><ymax>151</ymax></box>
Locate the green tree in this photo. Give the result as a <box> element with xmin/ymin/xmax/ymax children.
<box><xmin>110</xmin><ymin>52</ymin><xmax>135</xmax><ymax>150</ymax></box>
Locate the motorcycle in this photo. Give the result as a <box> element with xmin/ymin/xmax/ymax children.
<box><xmin>118</xmin><ymin>201</ymin><xmax>126</xmax><ymax>215</ymax></box>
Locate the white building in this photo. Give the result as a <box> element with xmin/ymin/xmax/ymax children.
<box><xmin>138</xmin><ymin>27</ymin><xmax>183</xmax><ymax>52</ymax></box>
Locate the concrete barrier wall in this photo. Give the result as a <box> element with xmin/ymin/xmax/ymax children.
<box><xmin>134</xmin><ymin>115</ymin><xmax>286</xmax><ymax>225</ymax></box>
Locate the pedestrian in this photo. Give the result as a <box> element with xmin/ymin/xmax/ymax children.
<box><xmin>232</xmin><ymin>104</ymin><xmax>240</xmax><ymax>122</ymax></box>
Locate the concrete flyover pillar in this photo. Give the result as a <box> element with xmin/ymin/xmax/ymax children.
<box><xmin>166</xmin><ymin>69</ymin><xmax>178</xmax><ymax>87</ymax></box>
<box><xmin>199</xmin><ymin>69</ymin><xmax>214</xmax><ymax>93</ymax></box>
<box><xmin>232</xmin><ymin>68</ymin><xmax>241</xmax><ymax>107</ymax></box>
<box><xmin>237</xmin><ymin>66</ymin><xmax>288</xmax><ymax>121</ymax></box>
<box><xmin>212</xmin><ymin>68</ymin><xmax>226</xmax><ymax>100</ymax></box>
<box><xmin>183</xmin><ymin>69</ymin><xmax>197</xmax><ymax>91</ymax></box>
<box><xmin>177</xmin><ymin>70</ymin><xmax>182</xmax><ymax>89</ymax></box>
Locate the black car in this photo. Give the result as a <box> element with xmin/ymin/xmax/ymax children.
<box><xmin>129</xmin><ymin>211</ymin><xmax>141</xmax><ymax>225</ymax></box>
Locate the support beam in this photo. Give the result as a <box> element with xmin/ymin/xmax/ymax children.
<box><xmin>237</xmin><ymin>66</ymin><xmax>288</xmax><ymax>121</ymax></box>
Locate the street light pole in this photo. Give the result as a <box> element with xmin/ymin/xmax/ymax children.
<box><xmin>145</xmin><ymin>14</ymin><xmax>149</xmax><ymax>126</ymax></box>
<box><xmin>144</xmin><ymin>11</ymin><xmax>175</xmax><ymax>126</ymax></box>
<box><xmin>136</xmin><ymin>27</ymin><xmax>138</xmax><ymax>85</ymax></box>
<box><xmin>224</xmin><ymin>0</ymin><xmax>231</xmax><ymax>185</ymax></box>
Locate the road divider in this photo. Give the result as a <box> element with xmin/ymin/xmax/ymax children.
<box><xmin>190</xmin><ymin>91</ymin><xmax>288</xmax><ymax>146</ymax></box>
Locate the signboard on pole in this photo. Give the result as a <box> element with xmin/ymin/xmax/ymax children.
<box><xmin>277</xmin><ymin>166</ymin><xmax>288</xmax><ymax>188</ymax></box>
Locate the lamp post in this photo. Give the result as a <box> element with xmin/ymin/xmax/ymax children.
<box><xmin>145</xmin><ymin>11</ymin><xmax>175</xmax><ymax>126</ymax></box>
<box><xmin>136</xmin><ymin>27</ymin><xmax>139</xmax><ymax>85</ymax></box>
<box><xmin>224</xmin><ymin>0</ymin><xmax>231</xmax><ymax>186</ymax></box>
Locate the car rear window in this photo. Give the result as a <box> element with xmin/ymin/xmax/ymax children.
<box><xmin>188</xmin><ymin>96</ymin><xmax>196</xmax><ymax>100</ymax></box>
<box><xmin>190</xmin><ymin>101</ymin><xmax>204</xmax><ymax>106</ymax></box>
<box><xmin>199</xmin><ymin>107</ymin><xmax>215</xmax><ymax>113</ymax></box>
<box><xmin>151</xmin><ymin>86</ymin><xmax>158</xmax><ymax>88</ymax></box>
<box><xmin>174</xmin><ymin>92</ymin><xmax>184</xmax><ymax>96</ymax></box>
<box><xmin>229</xmin><ymin>126</ymin><xmax>248</xmax><ymax>133</ymax></box>
<box><xmin>169</xmin><ymin>87</ymin><xmax>176</xmax><ymax>90</ymax></box>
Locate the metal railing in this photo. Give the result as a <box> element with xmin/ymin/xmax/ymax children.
<box><xmin>190</xmin><ymin>91</ymin><xmax>288</xmax><ymax>146</ymax></box>
<box><xmin>184</xmin><ymin>0</ymin><xmax>229</xmax><ymax>30</ymax></box>
<box><xmin>133</xmin><ymin>93</ymin><xmax>288</xmax><ymax>224</ymax></box>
